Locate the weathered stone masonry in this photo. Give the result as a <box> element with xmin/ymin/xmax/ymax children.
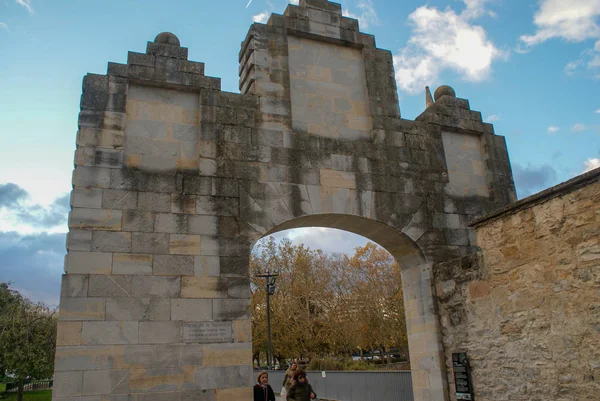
<box><xmin>433</xmin><ymin>169</ymin><xmax>600</xmax><ymax>401</ymax></box>
<box><xmin>54</xmin><ymin>1</ymin><xmax>517</xmax><ymax>400</ymax></box>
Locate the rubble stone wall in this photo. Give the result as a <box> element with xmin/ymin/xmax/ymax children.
<box><xmin>433</xmin><ymin>171</ymin><xmax>600</xmax><ymax>401</ymax></box>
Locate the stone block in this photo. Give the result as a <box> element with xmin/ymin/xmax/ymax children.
<box><xmin>110</xmin><ymin>169</ymin><xmax>177</xmax><ymax>193</ymax></box>
<box><xmin>169</xmin><ymin>234</ymin><xmax>201</xmax><ymax>255</ymax></box>
<box><xmin>132</xmin><ymin>232</ymin><xmax>170</xmax><ymax>254</ymax></box>
<box><xmin>66</xmin><ymin>230</ymin><xmax>93</xmax><ymax>251</ymax></box>
<box><xmin>71</xmin><ymin>187</ymin><xmax>103</xmax><ymax>208</ymax></box>
<box><xmin>155</xmin><ymin>213</ymin><xmax>189</xmax><ymax>233</ymax></box>
<box><xmin>213</xmin><ymin>299</ymin><xmax>251</xmax><ymax>320</ymax></box>
<box><xmin>232</xmin><ymin>320</ymin><xmax>252</xmax><ymax>342</ymax></box>
<box><xmin>61</xmin><ymin>274</ymin><xmax>89</xmax><ymax>298</ymax></box>
<box><xmin>139</xmin><ymin>321</ymin><xmax>182</xmax><ymax>344</ymax></box>
<box><xmin>227</xmin><ymin>278</ymin><xmax>251</xmax><ymax>299</ymax></box>
<box><xmin>138</xmin><ymin>192</ymin><xmax>172</xmax><ymax>212</ymax></box>
<box><xmin>82</xmin><ymin>369</ymin><xmax>130</xmax><ymax>395</ymax></box>
<box><xmin>88</xmin><ymin>275</ymin><xmax>133</xmax><ymax>297</ymax></box>
<box><xmin>102</xmin><ymin>189</ymin><xmax>137</xmax><ymax>209</ymax></box>
<box><xmin>94</xmin><ymin>148</ymin><xmax>124</xmax><ymax>168</ymax></box>
<box><xmin>53</xmin><ymin>371</ymin><xmax>83</xmax><ymax>398</ymax></box>
<box><xmin>181</xmin><ymin>277</ymin><xmax>228</xmax><ymax>298</ymax></box>
<box><xmin>132</xmin><ymin>276</ymin><xmax>181</xmax><ymax>298</ymax></box>
<box><xmin>196</xmin><ymin>196</ymin><xmax>239</xmax><ymax>216</ymax></box>
<box><xmin>152</xmin><ymin>344</ymin><xmax>204</xmax><ymax>368</ymax></box>
<box><xmin>112</xmin><ymin>253</ymin><xmax>153</xmax><ymax>275</ymax></box>
<box><xmin>56</xmin><ymin>321</ymin><xmax>83</xmax><ymax>346</ymax></box>
<box><xmin>171</xmin><ymin>193</ymin><xmax>196</xmax><ymax>214</ymax></box>
<box><xmin>193</xmin><ymin>365</ymin><xmax>252</xmax><ymax>390</ymax></box>
<box><xmin>82</xmin><ymin>321</ymin><xmax>138</xmax><ymax>345</ymax></box>
<box><xmin>72</xmin><ymin>166</ymin><xmax>111</xmax><ymax>188</ymax></box>
<box><xmin>181</xmin><ymin>390</ymin><xmax>217</xmax><ymax>401</ymax></box>
<box><xmin>54</xmin><ymin>345</ymin><xmax>121</xmax><ymax>372</ymax></box>
<box><xmin>320</xmin><ymin>168</ymin><xmax>356</xmax><ymax>189</ymax></box>
<box><xmin>215</xmin><ymin>387</ymin><xmax>252</xmax><ymax>401</ymax></box>
<box><xmin>65</xmin><ymin>251</ymin><xmax>112</xmax><ymax>274</ymax></box>
<box><xmin>91</xmin><ymin>231</ymin><xmax>132</xmax><ymax>253</ymax></box>
<box><xmin>106</xmin><ymin>297</ymin><xmax>170</xmax><ymax>321</ymax></box>
<box><xmin>201</xmin><ymin>342</ymin><xmax>252</xmax><ymax>367</ymax></box>
<box><xmin>219</xmin><ymin>257</ymin><xmax>249</xmax><ymax>277</ymax></box>
<box><xmin>146</xmin><ymin>42</ymin><xmax>188</xmax><ymax>59</ymax></box>
<box><xmin>212</xmin><ymin>178</ymin><xmax>239</xmax><ymax>197</ymax></box>
<box><xmin>128</xmin><ymin>366</ymin><xmax>185</xmax><ymax>393</ymax></box>
<box><xmin>59</xmin><ymin>297</ymin><xmax>105</xmax><ymax>321</ymax></box>
<box><xmin>153</xmin><ymin>254</ymin><xmax>194</xmax><ymax>276</ymax></box>
<box><xmin>194</xmin><ymin>256</ymin><xmax>220</xmax><ymax>277</ymax></box>
<box><xmin>69</xmin><ymin>208</ymin><xmax>123</xmax><ymax>231</ymax></box>
<box><xmin>171</xmin><ymin>299</ymin><xmax>213</xmax><ymax>321</ymax></box>
<box><xmin>183</xmin><ymin>176</ymin><xmax>212</xmax><ymax>195</ymax></box>
<box><xmin>187</xmin><ymin>215</ymin><xmax>218</xmax><ymax>235</ymax></box>
<box><xmin>122</xmin><ymin>210</ymin><xmax>155</xmax><ymax>232</ymax></box>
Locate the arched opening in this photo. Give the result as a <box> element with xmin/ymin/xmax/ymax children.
<box><xmin>248</xmin><ymin>214</ymin><xmax>446</xmax><ymax>401</ymax></box>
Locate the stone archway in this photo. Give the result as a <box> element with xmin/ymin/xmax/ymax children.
<box><xmin>53</xmin><ymin>1</ymin><xmax>516</xmax><ymax>401</ymax></box>
<box><xmin>258</xmin><ymin>214</ymin><xmax>446</xmax><ymax>401</ymax></box>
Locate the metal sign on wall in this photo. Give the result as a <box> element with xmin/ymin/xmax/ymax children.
<box><xmin>453</xmin><ymin>352</ymin><xmax>474</xmax><ymax>400</ymax></box>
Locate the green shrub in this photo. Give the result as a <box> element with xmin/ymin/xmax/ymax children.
<box><xmin>307</xmin><ymin>357</ymin><xmax>377</xmax><ymax>371</ymax></box>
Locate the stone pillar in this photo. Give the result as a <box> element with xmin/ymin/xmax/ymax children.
<box><xmin>54</xmin><ymin>32</ymin><xmax>258</xmax><ymax>401</ymax></box>
<box><xmin>402</xmin><ymin>262</ymin><xmax>449</xmax><ymax>401</ymax></box>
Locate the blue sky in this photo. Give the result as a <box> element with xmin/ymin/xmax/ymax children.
<box><xmin>1</xmin><ymin>0</ymin><xmax>599</xmax><ymax>305</ymax></box>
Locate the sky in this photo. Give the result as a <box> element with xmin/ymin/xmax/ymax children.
<box><xmin>0</xmin><ymin>0</ymin><xmax>599</xmax><ymax>305</ymax></box>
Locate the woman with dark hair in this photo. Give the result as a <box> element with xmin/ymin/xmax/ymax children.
<box><xmin>254</xmin><ymin>371</ymin><xmax>276</xmax><ymax>401</ymax></box>
<box><xmin>286</xmin><ymin>370</ymin><xmax>317</xmax><ymax>401</ymax></box>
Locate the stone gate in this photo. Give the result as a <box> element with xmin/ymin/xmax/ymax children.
<box><xmin>53</xmin><ymin>1</ymin><xmax>516</xmax><ymax>400</ymax></box>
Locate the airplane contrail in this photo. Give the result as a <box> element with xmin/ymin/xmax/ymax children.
<box><xmin>246</xmin><ymin>0</ymin><xmax>253</xmax><ymax>8</ymax></box>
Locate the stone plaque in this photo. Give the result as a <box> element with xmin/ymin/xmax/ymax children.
<box><xmin>183</xmin><ymin>322</ymin><xmax>233</xmax><ymax>343</ymax></box>
<box><xmin>453</xmin><ymin>352</ymin><xmax>474</xmax><ymax>400</ymax></box>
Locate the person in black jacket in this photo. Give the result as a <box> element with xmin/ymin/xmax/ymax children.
<box><xmin>254</xmin><ymin>371</ymin><xmax>276</xmax><ymax>401</ymax></box>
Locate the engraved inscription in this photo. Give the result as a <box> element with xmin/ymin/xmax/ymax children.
<box><xmin>183</xmin><ymin>321</ymin><xmax>233</xmax><ymax>343</ymax></box>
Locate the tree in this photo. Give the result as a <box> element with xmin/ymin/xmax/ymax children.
<box><xmin>250</xmin><ymin>238</ymin><xmax>409</xmax><ymax>368</ymax></box>
<box><xmin>0</xmin><ymin>283</ymin><xmax>57</xmax><ymax>401</ymax></box>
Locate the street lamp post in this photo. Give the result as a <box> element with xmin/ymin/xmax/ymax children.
<box><xmin>256</xmin><ymin>269</ymin><xmax>278</xmax><ymax>369</ymax></box>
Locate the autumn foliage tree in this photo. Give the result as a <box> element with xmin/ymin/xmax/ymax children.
<box><xmin>0</xmin><ymin>283</ymin><xmax>57</xmax><ymax>401</ymax></box>
<box><xmin>251</xmin><ymin>238</ymin><xmax>408</xmax><ymax>368</ymax></box>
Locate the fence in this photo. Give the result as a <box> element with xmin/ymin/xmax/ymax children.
<box><xmin>5</xmin><ymin>379</ymin><xmax>53</xmax><ymax>392</ymax></box>
<box><xmin>265</xmin><ymin>370</ymin><xmax>414</xmax><ymax>401</ymax></box>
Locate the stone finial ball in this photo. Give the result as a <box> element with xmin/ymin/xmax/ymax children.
<box><xmin>154</xmin><ymin>32</ymin><xmax>180</xmax><ymax>46</ymax></box>
<box><xmin>434</xmin><ymin>85</ymin><xmax>456</xmax><ymax>101</ymax></box>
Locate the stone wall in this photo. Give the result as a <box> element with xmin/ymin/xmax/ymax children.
<box><xmin>433</xmin><ymin>170</ymin><xmax>600</xmax><ymax>400</ymax></box>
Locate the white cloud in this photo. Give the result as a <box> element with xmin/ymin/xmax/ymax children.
<box><xmin>486</xmin><ymin>114</ymin><xmax>501</xmax><ymax>122</ymax></box>
<box><xmin>595</xmin><ymin>109</ymin><xmax>600</xmax><ymax>113</ymax></box>
<box><xmin>520</xmin><ymin>1</ymin><xmax>600</xmax><ymax>75</ymax></box>
<box><xmin>565</xmin><ymin>60</ymin><xmax>581</xmax><ymax>75</ymax></box>
<box><xmin>520</xmin><ymin>0</ymin><xmax>600</xmax><ymax>48</ymax></box>
<box><xmin>342</xmin><ymin>0</ymin><xmax>379</xmax><ymax>29</ymax></box>
<box><xmin>289</xmin><ymin>0</ymin><xmax>299</xmax><ymax>4</ymax></box>
<box><xmin>583</xmin><ymin>158</ymin><xmax>600</xmax><ymax>172</ymax></box>
<box><xmin>0</xmin><ymin>22</ymin><xmax>7</xmax><ymax>30</ymax></box>
<box><xmin>268</xmin><ymin>227</ymin><xmax>370</xmax><ymax>255</ymax></box>
<box><xmin>571</xmin><ymin>123</ymin><xmax>587</xmax><ymax>132</ymax></box>
<box><xmin>394</xmin><ymin>1</ymin><xmax>504</xmax><ymax>94</ymax></box>
<box><xmin>16</xmin><ymin>0</ymin><xmax>33</xmax><ymax>13</ymax></box>
<box><xmin>462</xmin><ymin>0</ymin><xmax>496</xmax><ymax>19</ymax></box>
<box><xmin>547</xmin><ymin>125</ymin><xmax>560</xmax><ymax>133</ymax></box>
<box><xmin>253</xmin><ymin>11</ymin><xmax>270</xmax><ymax>23</ymax></box>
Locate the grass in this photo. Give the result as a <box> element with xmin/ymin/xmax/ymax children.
<box><xmin>0</xmin><ymin>390</ymin><xmax>52</xmax><ymax>401</ymax></box>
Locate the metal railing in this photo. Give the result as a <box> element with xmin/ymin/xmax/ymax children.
<box><xmin>5</xmin><ymin>379</ymin><xmax>53</xmax><ymax>392</ymax></box>
<box><xmin>264</xmin><ymin>370</ymin><xmax>414</xmax><ymax>401</ymax></box>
